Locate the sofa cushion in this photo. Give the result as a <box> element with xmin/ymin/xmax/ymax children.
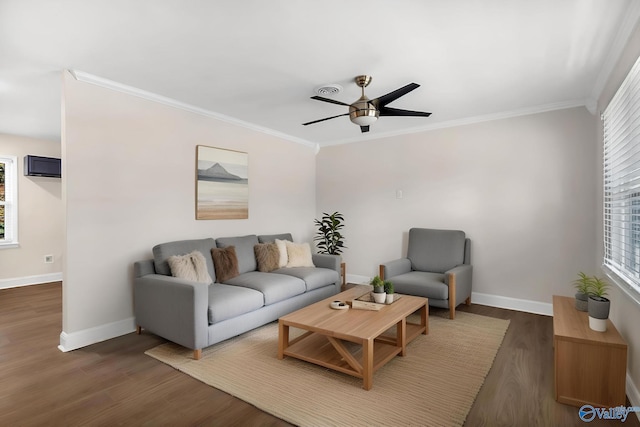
<box><xmin>208</xmin><ymin>283</ymin><xmax>264</xmax><ymax>324</ymax></box>
<box><xmin>211</xmin><ymin>246</ymin><xmax>240</xmax><ymax>283</ymax></box>
<box><xmin>257</xmin><ymin>233</ymin><xmax>293</xmax><ymax>243</ymax></box>
<box><xmin>272</xmin><ymin>267</ymin><xmax>339</xmax><ymax>291</ymax></box>
<box><xmin>407</xmin><ymin>228</ymin><xmax>466</xmax><ymax>274</ymax></box>
<box><xmin>254</xmin><ymin>243</ymin><xmax>280</xmax><ymax>272</ymax></box>
<box><xmin>224</xmin><ymin>271</ymin><xmax>306</xmax><ymax>305</ymax></box>
<box><xmin>153</xmin><ymin>238</ymin><xmax>217</xmax><ymax>280</ymax></box>
<box><xmin>167</xmin><ymin>251</ymin><xmax>213</xmax><ymax>284</ymax></box>
<box><xmin>216</xmin><ymin>235</ymin><xmax>259</xmax><ymax>274</ymax></box>
<box><xmin>390</xmin><ymin>271</ymin><xmax>449</xmax><ymax>300</ymax></box>
<box><xmin>285</xmin><ymin>241</ymin><xmax>314</xmax><ymax>268</ymax></box>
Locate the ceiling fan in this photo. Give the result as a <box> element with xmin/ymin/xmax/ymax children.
<box><xmin>302</xmin><ymin>75</ymin><xmax>431</xmax><ymax>133</ymax></box>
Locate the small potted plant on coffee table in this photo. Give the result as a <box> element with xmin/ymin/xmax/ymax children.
<box><xmin>384</xmin><ymin>280</ymin><xmax>395</xmax><ymax>303</ymax></box>
<box><xmin>573</xmin><ymin>272</ymin><xmax>592</xmax><ymax>312</ymax></box>
<box><xmin>370</xmin><ymin>275</ymin><xmax>386</xmax><ymax>303</ymax></box>
<box><xmin>588</xmin><ymin>276</ymin><xmax>611</xmax><ymax>332</ymax></box>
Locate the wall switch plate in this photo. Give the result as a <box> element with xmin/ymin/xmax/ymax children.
<box><xmin>396</xmin><ymin>190</ymin><xmax>403</xmax><ymax>199</ymax></box>
<box><xmin>44</xmin><ymin>255</ymin><xmax>54</xmax><ymax>264</ymax></box>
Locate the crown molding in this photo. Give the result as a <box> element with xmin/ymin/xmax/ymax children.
<box><xmin>68</xmin><ymin>70</ymin><xmax>317</xmax><ymax>149</ymax></box>
<box><xmin>68</xmin><ymin>70</ymin><xmax>590</xmax><ymax>151</ymax></box>
<box><xmin>589</xmin><ymin>1</ymin><xmax>640</xmax><ymax>104</ymax></box>
<box><xmin>320</xmin><ymin>98</ymin><xmax>588</xmax><ymax>147</ymax></box>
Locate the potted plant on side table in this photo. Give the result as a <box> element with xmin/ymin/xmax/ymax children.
<box><xmin>370</xmin><ymin>275</ymin><xmax>386</xmax><ymax>304</ymax></box>
<box><xmin>573</xmin><ymin>272</ymin><xmax>593</xmax><ymax>312</ymax></box>
<box><xmin>588</xmin><ymin>277</ymin><xmax>611</xmax><ymax>332</ymax></box>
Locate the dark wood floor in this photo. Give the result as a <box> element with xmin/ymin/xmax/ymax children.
<box><xmin>1</xmin><ymin>282</ymin><xmax>637</xmax><ymax>427</ymax></box>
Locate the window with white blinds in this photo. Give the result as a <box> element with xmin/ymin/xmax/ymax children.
<box><xmin>603</xmin><ymin>54</ymin><xmax>640</xmax><ymax>295</ymax></box>
<box><xmin>0</xmin><ymin>155</ymin><xmax>18</xmax><ymax>248</ymax></box>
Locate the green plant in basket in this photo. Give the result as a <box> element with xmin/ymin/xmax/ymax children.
<box><xmin>370</xmin><ymin>275</ymin><xmax>384</xmax><ymax>293</ymax></box>
<box><xmin>383</xmin><ymin>280</ymin><xmax>394</xmax><ymax>294</ymax></box>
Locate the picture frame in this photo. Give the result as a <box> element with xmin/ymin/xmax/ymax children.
<box><xmin>196</xmin><ymin>145</ymin><xmax>248</xmax><ymax>220</ymax></box>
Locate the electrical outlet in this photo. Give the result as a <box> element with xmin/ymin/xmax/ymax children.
<box><xmin>44</xmin><ymin>255</ymin><xmax>54</xmax><ymax>264</ymax></box>
<box><xmin>396</xmin><ymin>189</ymin><xmax>403</xmax><ymax>199</ymax></box>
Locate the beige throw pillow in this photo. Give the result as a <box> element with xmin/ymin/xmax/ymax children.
<box><xmin>275</xmin><ymin>239</ymin><xmax>289</xmax><ymax>268</ymax></box>
<box><xmin>167</xmin><ymin>251</ymin><xmax>213</xmax><ymax>284</ymax></box>
<box><xmin>285</xmin><ymin>241</ymin><xmax>315</xmax><ymax>268</ymax></box>
<box><xmin>254</xmin><ymin>243</ymin><xmax>280</xmax><ymax>272</ymax></box>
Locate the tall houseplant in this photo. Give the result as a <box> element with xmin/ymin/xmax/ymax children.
<box><xmin>314</xmin><ymin>212</ymin><xmax>346</xmax><ymax>256</ymax></box>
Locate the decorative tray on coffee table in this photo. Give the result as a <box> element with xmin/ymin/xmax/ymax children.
<box><xmin>347</xmin><ymin>292</ymin><xmax>402</xmax><ymax>311</ymax></box>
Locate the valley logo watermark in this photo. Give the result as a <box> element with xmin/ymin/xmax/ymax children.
<box><xmin>579</xmin><ymin>405</ymin><xmax>640</xmax><ymax>422</ymax></box>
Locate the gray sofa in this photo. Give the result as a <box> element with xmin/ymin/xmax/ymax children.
<box><xmin>133</xmin><ymin>233</ymin><xmax>340</xmax><ymax>359</ymax></box>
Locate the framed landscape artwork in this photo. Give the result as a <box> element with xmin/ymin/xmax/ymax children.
<box><xmin>196</xmin><ymin>145</ymin><xmax>248</xmax><ymax>220</ymax></box>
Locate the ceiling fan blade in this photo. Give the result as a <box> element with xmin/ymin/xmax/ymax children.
<box><xmin>310</xmin><ymin>96</ymin><xmax>351</xmax><ymax>107</ymax></box>
<box><xmin>302</xmin><ymin>112</ymin><xmax>350</xmax><ymax>126</ymax></box>
<box><xmin>360</xmin><ymin>126</ymin><xmax>370</xmax><ymax>133</ymax></box>
<box><xmin>379</xmin><ymin>106</ymin><xmax>431</xmax><ymax>117</ymax></box>
<box><xmin>373</xmin><ymin>83</ymin><xmax>420</xmax><ymax>107</ymax></box>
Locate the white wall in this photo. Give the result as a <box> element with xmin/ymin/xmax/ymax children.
<box><xmin>61</xmin><ymin>72</ymin><xmax>316</xmax><ymax>349</ymax></box>
<box><xmin>0</xmin><ymin>133</ymin><xmax>63</xmax><ymax>287</ymax></box>
<box><xmin>597</xmin><ymin>20</ymin><xmax>640</xmax><ymax>408</ymax></box>
<box><xmin>317</xmin><ymin>107</ymin><xmax>598</xmax><ymax>306</ymax></box>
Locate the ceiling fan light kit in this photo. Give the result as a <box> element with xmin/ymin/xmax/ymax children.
<box><xmin>303</xmin><ymin>75</ymin><xmax>431</xmax><ymax>133</ymax></box>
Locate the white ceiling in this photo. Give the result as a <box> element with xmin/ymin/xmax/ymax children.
<box><xmin>1</xmin><ymin>0</ymin><xmax>638</xmax><ymax>147</ymax></box>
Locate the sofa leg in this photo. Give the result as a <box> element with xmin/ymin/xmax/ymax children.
<box><xmin>136</xmin><ymin>326</ymin><xmax>142</xmax><ymax>335</ymax></box>
<box><xmin>465</xmin><ymin>296</ymin><xmax>471</xmax><ymax>306</ymax></box>
<box><xmin>193</xmin><ymin>349</ymin><xmax>202</xmax><ymax>360</ymax></box>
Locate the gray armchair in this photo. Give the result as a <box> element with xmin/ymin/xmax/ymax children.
<box><xmin>380</xmin><ymin>228</ymin><xmax>472</xmax><ymax>319</ymax></box>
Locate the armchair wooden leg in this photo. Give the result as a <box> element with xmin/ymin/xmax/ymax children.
<box><xmin>379</xmin><ymin>265</ymin><xmax>385</xmax><ymax>281</ymax></box>
<box><xmin>136</xmin><ymin>326</ymin><xmax>142</xmax><ymax>335</ymax></box>
<box><xmin>448</xmin><ymin>273</ymin><xmax>456</xmax><ymax>320</ymax></box>
<box><xmin>193</xmin><ymin>349</ymin><xmax>202</xmax><ymax>360</ymax></box>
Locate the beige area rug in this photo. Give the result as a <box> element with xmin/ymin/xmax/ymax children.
<box><xmin>146</xmin><ymin>311</ymin><xmax>509</xmax><ymax>427</ymax></box>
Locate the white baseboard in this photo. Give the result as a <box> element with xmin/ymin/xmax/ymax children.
<box><xmin>0</xmin><ymin>272</ymin><xmax>63</xmax><ymax>290</ymax></box>
<box><xmin>627</xmin><ymin>374</ymin><xmax>640</xmax><ymax>421</ymax></box>
<box><xmin>346</xmin><ymin>274</ymin><xmax>370</xmax><ymax>285</ymax></box>
<box><xmin>347</xmin><ymin>274</ymin><xmax>553</xmax><ymax>316</ymax></box>
<box><xmin>58</xmin><ymin>317</ymin><xmax>136</xmax><ymax>352</ymax></box>
<box><xmin>471</xmin><ymin>292</ymin><xmax>553</xmax><ymax>316</ymax></box>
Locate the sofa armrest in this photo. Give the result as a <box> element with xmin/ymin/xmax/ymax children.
<box><xmin>312</xmin><ymin>253</ymin><xmax>340</xmax><ymax>272</ymax></box>
<box><xmin>380</xmin><ymin>258</ymin><xmax>412</xmax><ymax>280</ymax></box>
<box><xmin>445</xmin><ymin>264</ymin><xmax>473</xmax><ymax>305</ymax></box>
<box><xmin>133</xmin><ymin>273</ymin><xmax>209</xmax><ymax>351</ymax></box>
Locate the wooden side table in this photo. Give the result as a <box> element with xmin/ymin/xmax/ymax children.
<box><xmin>552</xmin><ymin>295</ymin><xmax>627</xmax><ymax>407</ymax></box>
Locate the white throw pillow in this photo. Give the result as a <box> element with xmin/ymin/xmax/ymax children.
<box><xmin>275</xmin><ymin>239</ymin><xmax>289</xmax><ymax>268</ymax></box>
<box><xmin>167</xmin><ymin>251</ymin><xmax>213</xmax><ymax>284</ymax></box>
<box><xmin>285</xmin><ymin>241</ymin><xmax>315</xmax><ymax>268</ymax></box>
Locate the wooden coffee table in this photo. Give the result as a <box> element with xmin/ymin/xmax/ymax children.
<box><xmin>278</xmin><ymin>285</ymin><xmax>428</xmax><ymax>390</ymax></box>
